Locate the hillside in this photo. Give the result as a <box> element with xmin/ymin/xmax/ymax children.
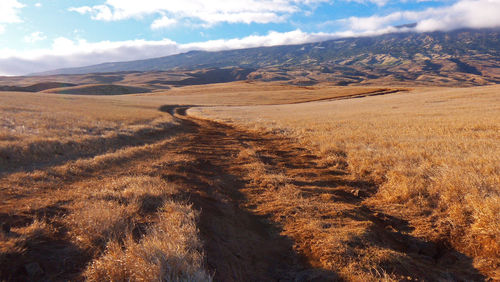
<box><xmin>0</xmin><ymin>68</ymin><xmax>258</xmax><ymax>94</ymax></box>
<box><xmin>34</xmin><ymin>28</ymin><xmax>500</xmax><ymax>86</ymax></box>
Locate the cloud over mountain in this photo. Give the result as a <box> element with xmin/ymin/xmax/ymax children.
<box><xmin>69</xmin><ymin>0</ymin><xmax>329</xmax><ymax>26</ymax></box>
<box><xmin>342</xmin><ymin>0</ymin><xmax>500</xmax><ymax>32</ymax></box>
<box><xmin>0</xmin><ymin>30</ymin><xmax>337</xmax><ymax>76</ymax></box>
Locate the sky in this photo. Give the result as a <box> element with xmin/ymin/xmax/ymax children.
<box><xmin>0</xmin><ymin>0</ymin><xmax>499</xmax><ymax>75</ymax></box>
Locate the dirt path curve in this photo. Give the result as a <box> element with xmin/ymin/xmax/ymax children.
<box><xmin>1</xmin><ymin>102</ymin><xmax>485</xmax><ymax>281</ymax></box>
<box><xmin>164</xmin><ymin>105</ymin><xmax>485</xmax><ymax>281</ymax></box>
<box><xmin>2</xmin><ymin>105</ymin><xmax>337</xmax><ymax>281</ymax></box>
<box><xmin>159</xmin><ymin>106</ymin><xmax>338</xmax><ymax>281</ymax></box>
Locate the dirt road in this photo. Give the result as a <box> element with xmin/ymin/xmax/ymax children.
<box><xmin>161</xmin><ymin>106</ymin><xmax>484</xmax><ymax>281</ymax></box>
<box><xmin>1</xmin><ymin>104</ymin><xmax>485</xmax><ymax>281</ymax></box>
<box><xmin>156</xmin><ymin>106</ymin><xmax>337</xmax><ymax>280</ymax></box>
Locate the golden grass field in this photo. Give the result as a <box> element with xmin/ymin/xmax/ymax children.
<box><xmin>1</xmin><ymin>82</ymin><xmax>499</xmax><ymax>281</ymax></box>
<box><xmin>191</xmin><ymin>84</ymin><xmax>500</xmax><ymax>279</ymax></box>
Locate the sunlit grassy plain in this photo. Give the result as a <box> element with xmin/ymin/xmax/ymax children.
<box><xmin>1</xmin><ymin>82</ymin><xmax>499</xmax><ymax>280</ymax></box>
<box><xmin>0</xmin><ymin>90</ymin><xmax>214</xmax><ymax>280</ymax></box>
<box><xmin>0</xmin><ymin>82</ymin><xmax>385</xmax><ymax>172</ymax></box>
<box><xmin>0</xmin><ymin>83</ymin><xmax>381</xmax><ymax>280</ymax></box>
<box><xmin>191</xmin><ymin>84</ymin><xmax>500</xmax><ymax>279</ymax></box>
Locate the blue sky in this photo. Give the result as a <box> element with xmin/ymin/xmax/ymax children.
<box><xmin>0</xmin><ymin>0</ymin><xmax>499</xmax><ymax>75</ymax></box>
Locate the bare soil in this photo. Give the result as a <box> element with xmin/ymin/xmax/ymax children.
<box><xmin>158</xmin><ymin>106</ymin><xmax>484</xmax><ymax>281</ymax></box>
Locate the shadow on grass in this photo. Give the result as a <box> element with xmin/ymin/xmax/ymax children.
<box><xmin>229</xmin><ymin>111</ymin><xmax>486</xmax><ymax>281</ymax></box>
<box><xmin>0</xmin><ymin>121</ymin><xmax>186</xmax><ymax>177</ymax></box>
<box><xmin>154</xmin><ymin>109</ymin><xmax>340</xmax><ymax>281</ymax></box>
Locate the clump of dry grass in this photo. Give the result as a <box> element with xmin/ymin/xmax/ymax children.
<box><xmin>85</xmin><ymin>201</ymin><xmax>210</xmax><ymax>282</ymax></box>
<box><xmin>1</xmin><ymin>167</ymin><xmax>208</xmax><ymax>280</ymax></box>
<box><xmin>191</xmin><ymin>85</ymin><xmax>500</xmax><ymax>278</ymax></box>
<box><xmin>66</xmin><ymin>175</ymin><xmax>210</xmax><ymax>281</ymax></box>
<box><xmin>64</xmin><ymin>176</ymin><xmax>176</xmax><ymax>246</ymax></box>
<box><xmin>66</xmin><ymin>200</ymin><xmax>130</xmax><ymax>250</ymax></box>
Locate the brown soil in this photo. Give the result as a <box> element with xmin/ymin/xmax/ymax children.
<box><xmin>161</xmin><ymin>106</ymin><xmax>483</xmax><ymax>281</ymax></box>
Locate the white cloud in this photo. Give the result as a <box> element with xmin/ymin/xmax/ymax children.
<box><xmin>0</xmin><ymin>0</ymin><xmax>25</xmax><ymax>24</ymax></box>
<box><xmin>69</xmin><ymin>6</ymin><xmax>94</xmax><ymax>15</ymax></box>
<box><xmin>415</xmin><ymin>0</ymin><xmax>500</xmax><ymax>31</ymax></box>
<box><xmin>35</xmin><ymin>3</ymin><xmax>42</xmax><ymax>8</ymax></box>
<box><xmin>340</xmin><ymin>13</ymin><xmax>405</xmax><ymax>31</ymax></box>
<box><xmin>24</xmin><ymin>31</ymin><xmax>47</xmax><ymax>43</ymax></box>
<box><xmin>69</xmin><ymin>0</ymin><xmax>329</xmax><ymax>25</ymax></box>
<box><xmin>182</xmin><ymin>29</ymin><xmax>334</xmax><ymax>50</ymax></box>
<box><xmin>347</xmin><ymin>0</ymin><xmax>390</xmax><ymax>6</ymax></box>
<box><xmin>151</xmin><ymin>15</ymin><xmax>177</xmax><ymax>29</ymax></box>
<box><xmin>340</xmin><ymin>0</ymin><xmax>500</xmax><ymax>32</ymax></box>
<box><xmin>0</xmin><ymin>38</ymin><xmax>176</xmax><ymax>76</ymax></box>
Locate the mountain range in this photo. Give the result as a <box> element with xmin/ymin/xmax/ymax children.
<box><xmin>31</xmin><ymin>28</ymin><xmax>500</xmax><ymax>87</ymax></box>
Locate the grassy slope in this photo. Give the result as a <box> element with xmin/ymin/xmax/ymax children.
<box><xmin>191</xmin><ymin>85</ymin><xmax>500</xmax><ymax>278</ymax></box>
<box><xmin>42</xmin><ymin>84</ymin><xmax>152</xmax><ymax>95</ymax></box>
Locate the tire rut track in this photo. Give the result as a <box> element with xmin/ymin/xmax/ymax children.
<box><xmin>1</xmin><ymin>102</ymin><xmax>485</xmax><ymax>281</ymax></box>
<box><xmin>162</xmin><ymin>109</ymin><xmax>337</xmax><ymax>281</ymax></box>
<box><xmin>167</xmin><ymin>106</ymin><xmax>485</xmax><ymax>281</ymax></box>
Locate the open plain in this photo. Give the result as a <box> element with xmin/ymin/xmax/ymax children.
<box><xmin>1</xmin><ymin>82</ymin><xmax>499</xmax><ymax>281</ymax></box>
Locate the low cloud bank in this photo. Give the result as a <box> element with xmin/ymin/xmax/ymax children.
<box><xmin>0</xmin><ymin>30</ymin><xmax>339</xmax><ymax>76</ymax></box>
<box><xmin>69</xmin><ymin>0</ymin><xmax>329</xmax><ymax>26</ymax></box>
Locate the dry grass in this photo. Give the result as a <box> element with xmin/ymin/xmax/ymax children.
<box><xmin>1</xmin><ymin>82</ymin><xmax>498</xmax><ymax>280</ymax></box>
<box><xmin>3</xmin><ymin>83</ymin><xmax>374</xmax><ymax>280</ymax></box>
<box><xmin>66</xmin><ymin>200</ymin><xmax>130</xmax><ymax>250</ymax></box>
<box><xmin>42</xmin><ymin>84</ymin><xmax>152</xmax><ymax>95</ymax></box>
<box><xmin>0</xmin><ymin>91</ymin><xmax>176</xmax><ymax>172</ymax></box>
<box><xmin>1</xmin><ymin>167</ymin><xmax>210</xmax><ymax>280</ymax></box>
<box><xmin>71</xmin><ymin>176</ymin><xmax>210</xmax><ymax>281</ymax></box>
<box><xmin>0</xmin><ymin>92</ymin><xmax>168</xmax><ymax>142</ymax></box>
<box><xmin>74</xmin><ymin>175</ymin><xmax>209</xmax><ymax>281</ymax></box>
<box><xmin>119</xmin><ymin>81</ymin><xmax>390</xmax><ymax>106</ymax></box>
<box><xmin>0</xmin><ymin>99</ymin><xmax>209</xmax><ymax>281</ymax></box>
<box><xmin>191</xmin><ymin>84</ymin><xmax>500</xmax><ymax>278</ymax></box>
<box><xmin>85</xmin><ymin>201</ymin><xmax>210</xmax><ymax>282</ymax></box>
<box><xmin>0</xmin><ymin>84</ymin><xmax>387</xmax><ymax>172</ymax></box>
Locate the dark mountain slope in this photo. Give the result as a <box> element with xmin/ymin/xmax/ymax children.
<box><xmin>0</xmin><ymin>82</ymin><xmax>77</xmax><ymax>92</ymax></box>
